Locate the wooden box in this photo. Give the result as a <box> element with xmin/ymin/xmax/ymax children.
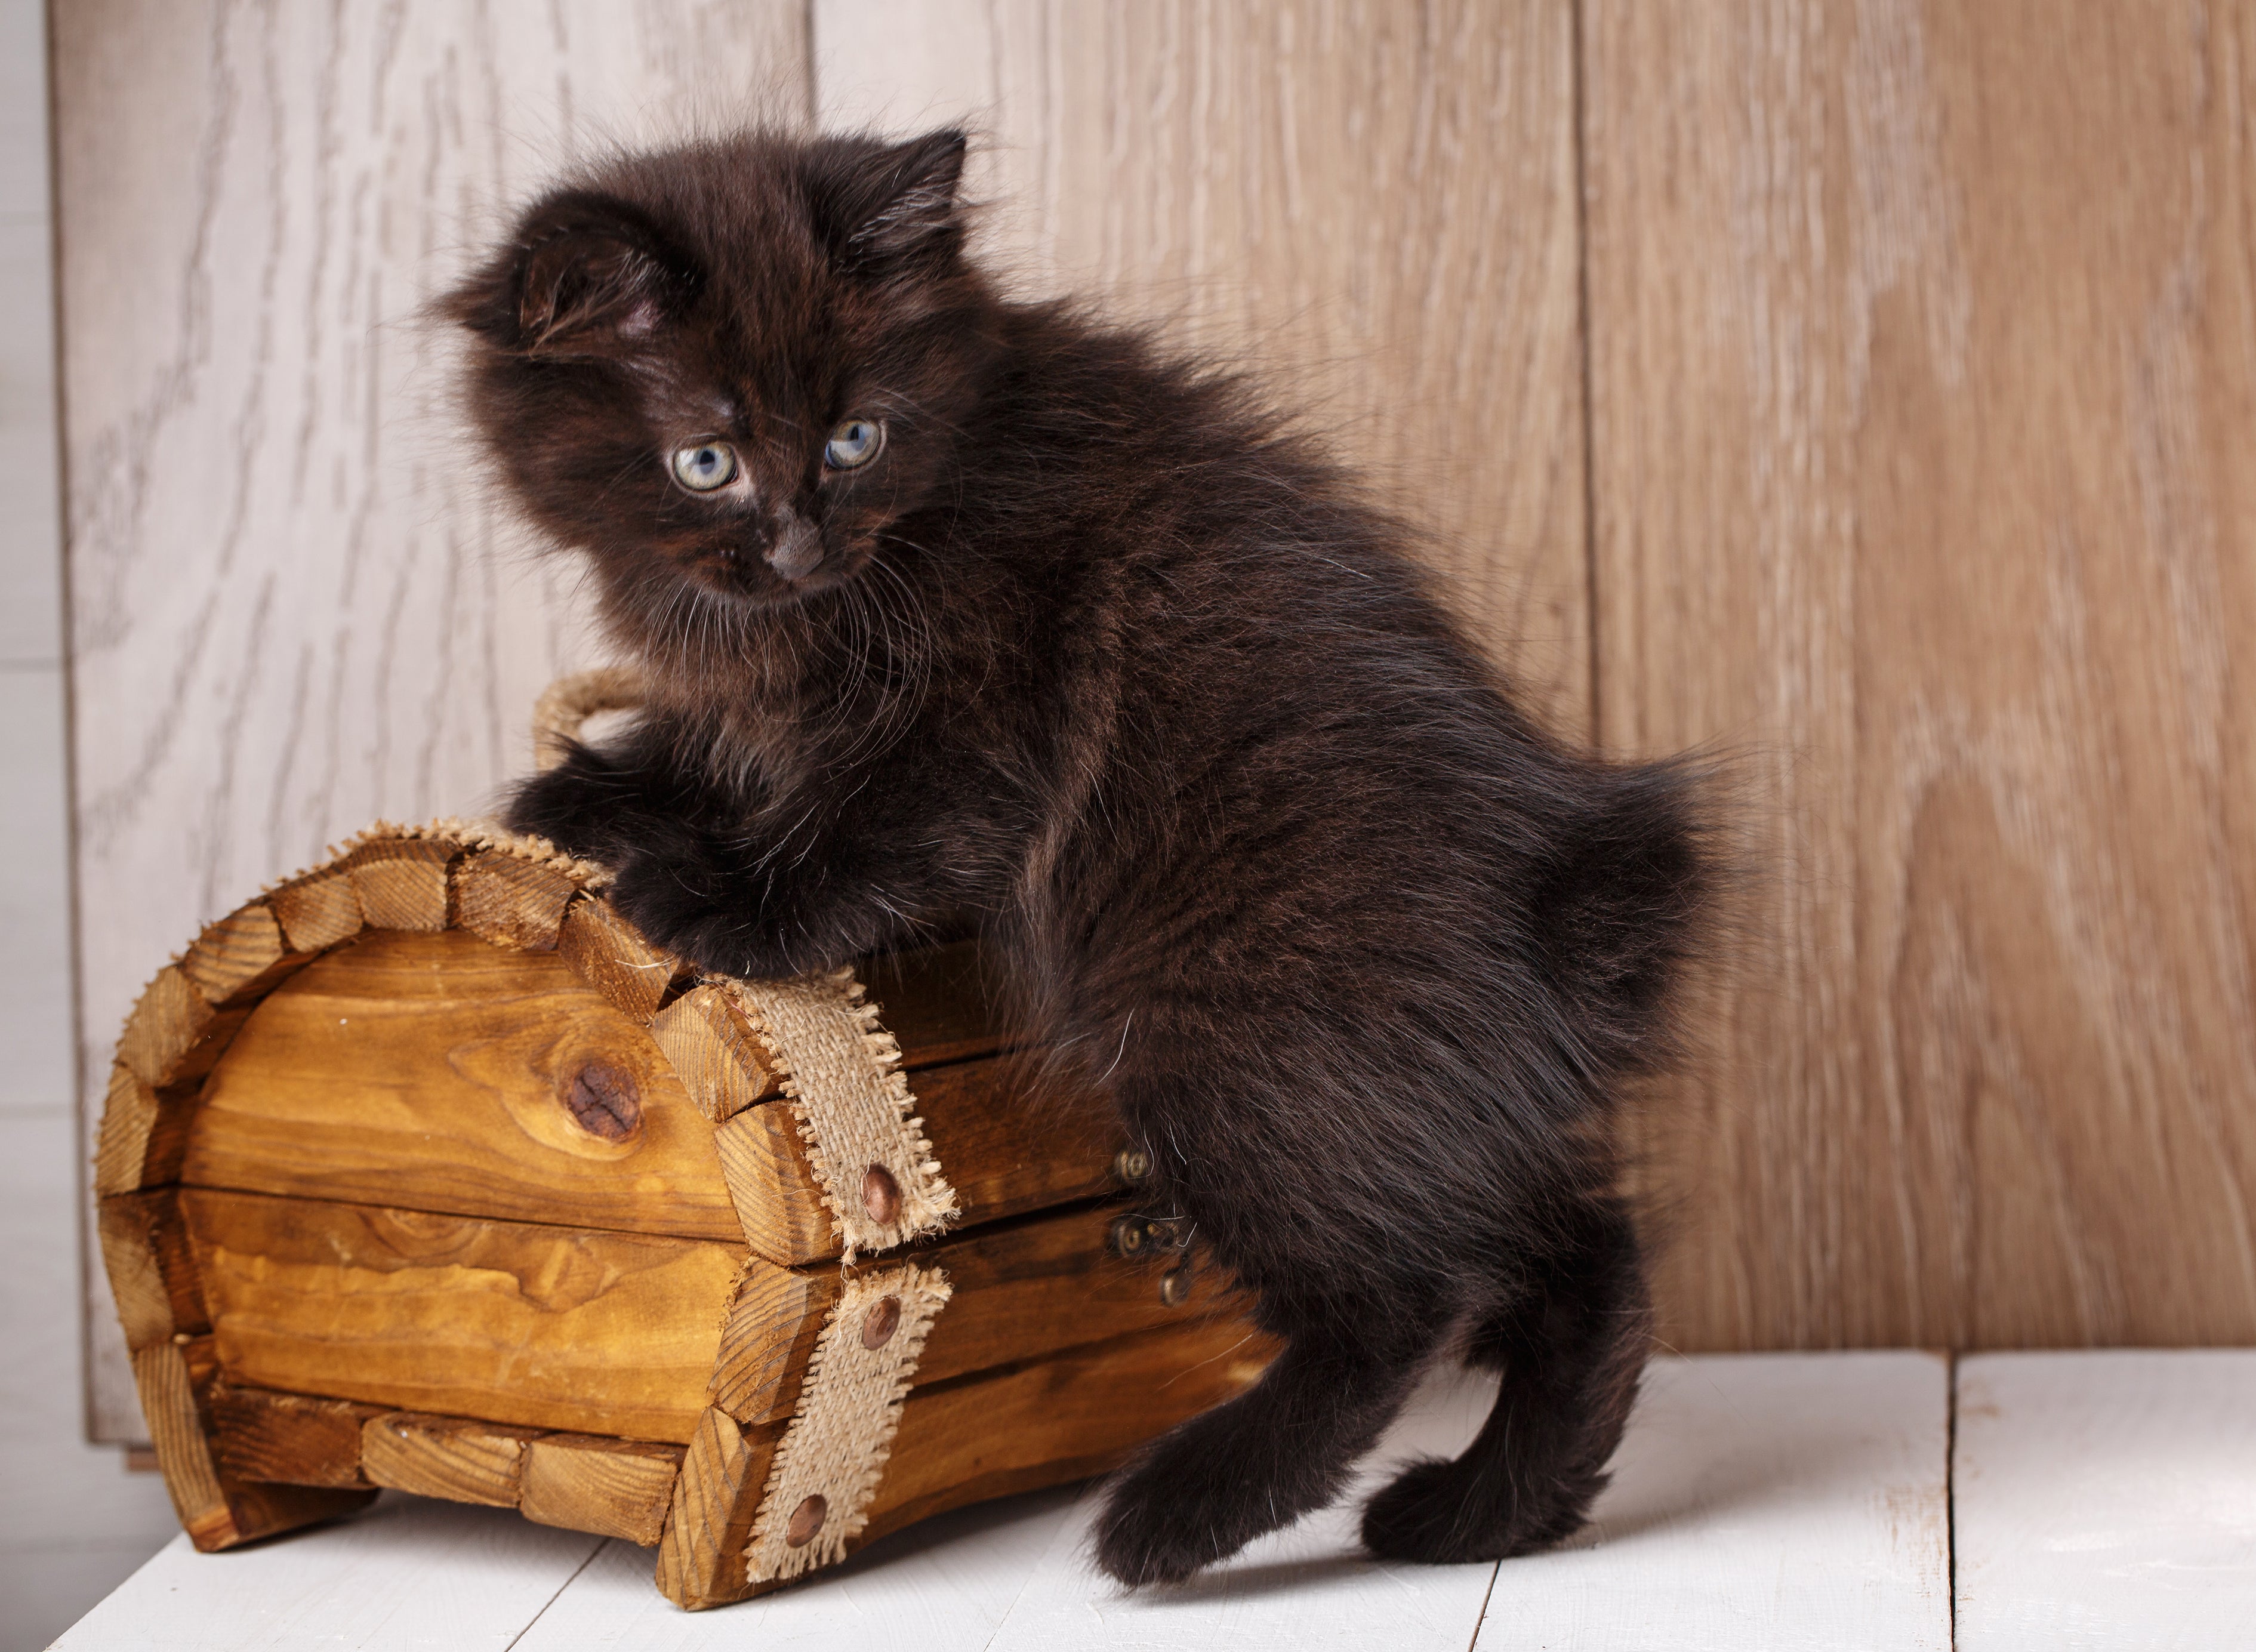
<box><xmin>94</xmin><ymin>821</ymin><xmax>1267</xmax><ymax>1608</ymax></box>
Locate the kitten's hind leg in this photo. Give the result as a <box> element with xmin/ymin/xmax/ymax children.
<box><xmin>1093</xmin><ymin>1315</ymin><xmax>1433</xmax><ymax>1588</ymax></box>
<box><xmin>1360</xmin><ymin>1197</ymin><xmax>1650</xmax><ymax>1564</ymax></box>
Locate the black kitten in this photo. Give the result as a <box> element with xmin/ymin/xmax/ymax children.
<box><xmin>452</xmin><ymin>127</ymin><xmax>1709</xmax><ymax>1586</ymax></box>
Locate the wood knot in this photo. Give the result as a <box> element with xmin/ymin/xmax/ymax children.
<box><xmin>562</xmin><ymin>1061</ymin><xmax>641</xmax><ymax>1141</ymax></box>
<box><xmin>785</xmin><ymin>1493</ymin><xmax>828</xmax><ymax>1548</ymax></box>
<box><xmin>861</xmin><ymin>1295</ymin><xmax>901</xmax><ymax>1349</ymax></box>
<box><xmin>861</xmin><ymin>1164</ymin><xmax>901</xmax><ymax>1225</ymax></box>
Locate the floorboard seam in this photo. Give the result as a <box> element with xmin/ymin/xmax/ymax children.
<box><xmin>1945</xmin><ymin>1352</ymin><xmax>1960</xmax><ymax>1651</ymax></box>
<box><xmin>1465</xmin><ymin>1559</ymin><xmax>1503</xmax><ymax>1650</ymax></box>
<box><xmin>501</xmin><ymin>1535</ymin><xmax>610</xmax><ymax>1651</ymax></box>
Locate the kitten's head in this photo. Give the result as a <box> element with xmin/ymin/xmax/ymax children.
<box><xmin>451</xmin><ymin>128</ymin><xmax>991</xmax><ymax>634</ymax></box>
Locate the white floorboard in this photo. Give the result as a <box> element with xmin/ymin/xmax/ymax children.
<box><xmin>78</xmin><ymin>1348</ymin><xmax>2256</xmax><ymax>1651</ymax></box>
<box><xmin>512</xmin><ymin>1487</ymin><xmax>1077</xmax><ymax>1652</ymax></box>
<box><xmin>49</xmin><ymin>1497</ymin><xmax>605</xmax><ymax>1652</ymax></box>
<box><xmin>1478</xmin><ymin>1352</ymin><xmax>1953</xmax><ymax>1652</ymax></box>
<box><xmin>1953</xmin><ymin>1350</ymin><xmax>2256</xmax><ymax>1652</ymax></box>
<box><xmin>976</xmin><ymin>1363</ymin><xmax>1503</xmax><ymax>1652</ymax></box>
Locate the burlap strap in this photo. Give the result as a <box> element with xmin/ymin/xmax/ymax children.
<box><xmin>728</xmin><ymin>968</ymin><xmax>959</xmax><ymax>1260</ymax></box>
<box><xmin>742</xmin><ymin>1264</ymin><xmax>952</xmax><ymax>1586</ymax></box>
<box><xmin>531</xmin><ymin>665</ymin><xmax>647</xmax><ymax>772</ymax></box>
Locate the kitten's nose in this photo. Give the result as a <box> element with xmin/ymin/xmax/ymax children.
<box><xmin>765</xmin><ymin>514</ymin><xmax>822</xmax><ymax>582</ymax></box>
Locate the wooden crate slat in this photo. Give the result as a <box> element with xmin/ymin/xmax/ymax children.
<box><xmin>861</xmin><ymin>1316</ymin><xmax>1276</xmax><ymax>1555</ymax></box>
<box><xmin>346</xmin><ymin>837</ymin><xmax>458</xmax><ymax>932</ymax></box>
<box><xmin>362</xmin><ymin>1411</ymin><xmax>545</xmax><ymax>1506</ymax></box>
<box><xmin>521</xmin><ymin>1435</ymin><xmax>685</xmax><ymax>1546</ymax></box>
<box><xmin>179</xmin><ymin>902</ymin><xmax>316</xmax><ymax>1006</ymax></box>
<box><xmin>130</xmin><ymin>1338</ymin><xmax>377</xmax><ymax>1554</ymax></box>
<box><xmin>209</xmin><ymin>1385</ymin><xmax>378</xmax><ymax>1488</ymax></box>
<box><xmin>711</xmin><ymin>1102</ymin><xmax>837</xmax><ymax>1264</ymax></box>
<box><xmin>453</xmin><ymin>849</ymin><xmax>581</xmax><ymax>951</ymax></box>
<box><xmin>92</xmin><ymin>1062</ymin><xmax>195</xmax><ymax>1197</ymax></box>
<box><xmin>651</xmin><ymin>983</ymin><xmax>778</xmax><ymax>1121</ymax></box>
<box><xmin>183</xmin><ymin>930</ymin><xmax>744</xmax><ymax>1242</ymax></box>
<box><xmin>116</xmin><ymin>966</ymin><xmax>251</xmax><ymax>1090</ymax></box>
<box><xmin>707</xmin><ymin>1262</ymin><xmax>841</xmax><ymax>1426</ymax></box>
<box><xmin>95</xmin><ymin>1188</ymin><xmax>208</xmax><ymax>1352</ymax></box>
<box><xmin>655</xmin><ymin>1406</ymin><xmax>787</xmax><ymax>1611</ymax></box>
<box><xmin>180</xmin><ymin>1187</ymin><xmax>745</xmax><ymax>1444</ymax></box>
<box><xmin>559</xmin><ymin>896</ymin><xmax>683</xmax><ymax>1022</ymax></box>
<box><xmin>268</xmin><ymin>865</ymin><xmax>364</xmax><ymax>952</ymax></box>
<box><xmin>858</xmin><ymin>938</ymin><xmax>1016</xmax><ymax>1068</ymax></box>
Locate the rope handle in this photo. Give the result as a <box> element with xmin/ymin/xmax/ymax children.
<box><xmin>531</xmin><ymin>666</ymin><xmax>646</xmax><ymax>772</ymax></box>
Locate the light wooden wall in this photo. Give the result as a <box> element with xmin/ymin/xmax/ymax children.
<box><xmin>1582</xmin><ymin>0</ymin><xmax>2256</xmax><ymax>1351</ymax></box>
<box><xmin>53</xmin><ymin>1</ymin><xmax>2256</xmax><ymax>1438</ymax></box>
<box><xmin>55</xmin><ymin>0</ymin><xmax>809</xmax><ymax>1440</ymax></box>
<box><xmin>819</xmin><ymin>0</ymin><xmax>1592</xmax><ymax>736</ymax></box>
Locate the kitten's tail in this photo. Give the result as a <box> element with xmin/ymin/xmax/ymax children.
<box><xmin>1528</xmin><ymin>754</ymin><xmax>1718</xmax><ymax>1076</ymax></box>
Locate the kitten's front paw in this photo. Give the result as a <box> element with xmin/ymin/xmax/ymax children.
<box><xmin>604</xmin><ymin>853</ymin><xmax>800</xmax><ymax>979</ymax></box>
<box><xmin>504</xmin><ymin>764</ymin><xmax>621</xmax><ymax>865</ymax></box>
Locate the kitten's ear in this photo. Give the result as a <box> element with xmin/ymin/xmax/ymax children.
<box><xmin>455</xmin><ymin>192</ymin><xmax>696</xmax><ymax>358</ymax></box>
<box><xmin>810</xmin><ymin>128</ymin><xmax>969</xmax><ymax>278</ymax></box>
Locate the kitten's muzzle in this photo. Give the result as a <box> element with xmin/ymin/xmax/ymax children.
<box><xmin>765</xmin><ymin>514</ymin><xmax>824</xmax><ymax>582</ymax></box>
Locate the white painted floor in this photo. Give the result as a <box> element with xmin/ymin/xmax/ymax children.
<box><xmin>47</xmin><ymin>1349</ymin><xmax>2256</xmax><ymax>1651</ymax></box>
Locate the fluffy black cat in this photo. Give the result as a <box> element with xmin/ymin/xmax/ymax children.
<box><xmin>452</xmin><ymin>127</ymin><xmax>1709</xmax><ymax>1586</ymax></box>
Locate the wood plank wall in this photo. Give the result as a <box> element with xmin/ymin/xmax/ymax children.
<box><xmin>53</xmin><ymin>1</ymin><xmax>2256</xmax><ymax>1436</ymax></box>
<box><xmin>53</xmin><ymin>0</ymin><xmax>810</xmax><ymax>1440</ymax></box>
<box><xmin>1582</xmin><ymin>1</ymin><xmax>2256</xmax><ymax>1351</ymax></box>
<box><xmin>819</xmin><ymin>0</ymin><xmax>1592</xmax><ymax>736</ymax></box>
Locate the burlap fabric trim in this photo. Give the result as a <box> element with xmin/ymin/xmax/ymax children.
<box><xmin>324</xmin><ymin>816</ymin><xmax>612</xmax><ymax>888</ymax></box>
<box><xmin>726</xmin><ymin>969</ymin><xmax>959</xmax><ymax>1260</ymax></box>
<box><xmin>742</xmin><ymin>1264</ymin><xmax>952</xmax><ymax>1586</ymax></box>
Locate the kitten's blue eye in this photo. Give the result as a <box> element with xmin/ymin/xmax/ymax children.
<box><xmin>670</xmin><ymin>441</ymin><xmax>739</xmax><ymax>492</ymax></box>
<box><xmin>825</xmin><ymin>417</ymin><xmax>883</xmax><ymax>470</ymax></box>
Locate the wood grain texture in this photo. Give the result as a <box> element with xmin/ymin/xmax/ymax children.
<box><xmin>181</xmin><ymin>1188</ymin><xmax>745</xmax><ymax>1443</ymax></box>
<box><xmin>521</xmin><ymin>1435</ymin><xmax>685</xmax><ymax>1546</ymax></box>
<box><xmin>859</xmin><ymin>939</ymin><xmax>1016</xmax><ymax>1067</ymax></box>
<box><xmin>711</xmin><ymin>1101</ymin><xmax>838</xmax><ymax>1265</ymax></box>
<box><xmin>346</xmin><ymin>836</ymin><xmax>458</xmax><ymax>931</ymax></box>
<box><xmin>267</xmin><ymin>866</ymin><xmax>363</xmax><ymax>953</ymax></box>
<box><xmin>816</xmin><ymin>0</ymin><xmax>1588</xmax><ymax>735</ymax></box>
<box><xmin>131</xmin><ymin>1339</ymin><xmax>376</xmax><ymax>1552</ymax></box>
<box><xmin>655</xmin><ymin>1406</ymin><xmax>786</xmax><ymax>1611</ymax></box>
<box><xmin>1954</xmin><ymin>1351</ymin><xmax>2256</xmax><ymax>1650</ymax></box>
<box><xmin>707</xmin><ymin>1263</ymin><xmax>842</xmax><ymax>1427</ymax></box>
<box><xmin>911</xmin><ymin>1058</ymin><xmax>1125</xmax><ymax>1229</ymax></box>
<box><xmin>184</xmin><ymin>930</ymin><xmax>743</xmax><ymax>1241</ymax></box>
<box><xmin>1585</xmin><ymin>1</ymin><xmax>2256</xmax><ymax>1350</ymax></box>
<box><xmin>57</xmin><ymin>0</ymin><xmax>813</xmax><ymax>1439</ymax></box>
<box><xmin>360</xmin><ymin>1412</ymin><xmax>543</xmax><ymax>1508</ymax></box>
<box><xmin>705</xmin><ymin>1203</ymin><xmax>1225</xmax><ymax>1428</ymax></box>
<box><xmin>115</xmin><ymin>966</ymin><xmax>248</xmax><ymax>1092</ymax></box>
<box><xmin>559</xmin><ymin>896</ymin><xmax>686</xmax><ymax>1024</ymax></box>
<box><xmin>209</xmin><ymin>1385</ymin><xmax>377</xmax><ymax>1489</ymax></box>
<box><xmin>452</xmin><ymin>849</ymin><xmax>579</xmax><ymax>952</ymax></box>
<box><xmin>91</xmin><ymin>1060</ymin><xmax>192</xmax><ymax>1197</ymax></box>
<box><xmin>95</xmin><ymin>1189</ymin><xmax>207</xmax><ymax>1353</ymax></box>
<box><xmin>650</xmin><ymin>984</ymin><xmax>778</xmax><ymax>1121</ymax></box>
<box><xmin>178</xmin><ymin>902</ymin><xmax>312</xmax><ymax>1006</ymax></box>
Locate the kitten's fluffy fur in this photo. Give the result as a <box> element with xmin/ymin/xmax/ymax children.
<box><xmin>453</xmin><ymin>129</ymin><xmax>1709</xmax><ymax>1586</ymax></box>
